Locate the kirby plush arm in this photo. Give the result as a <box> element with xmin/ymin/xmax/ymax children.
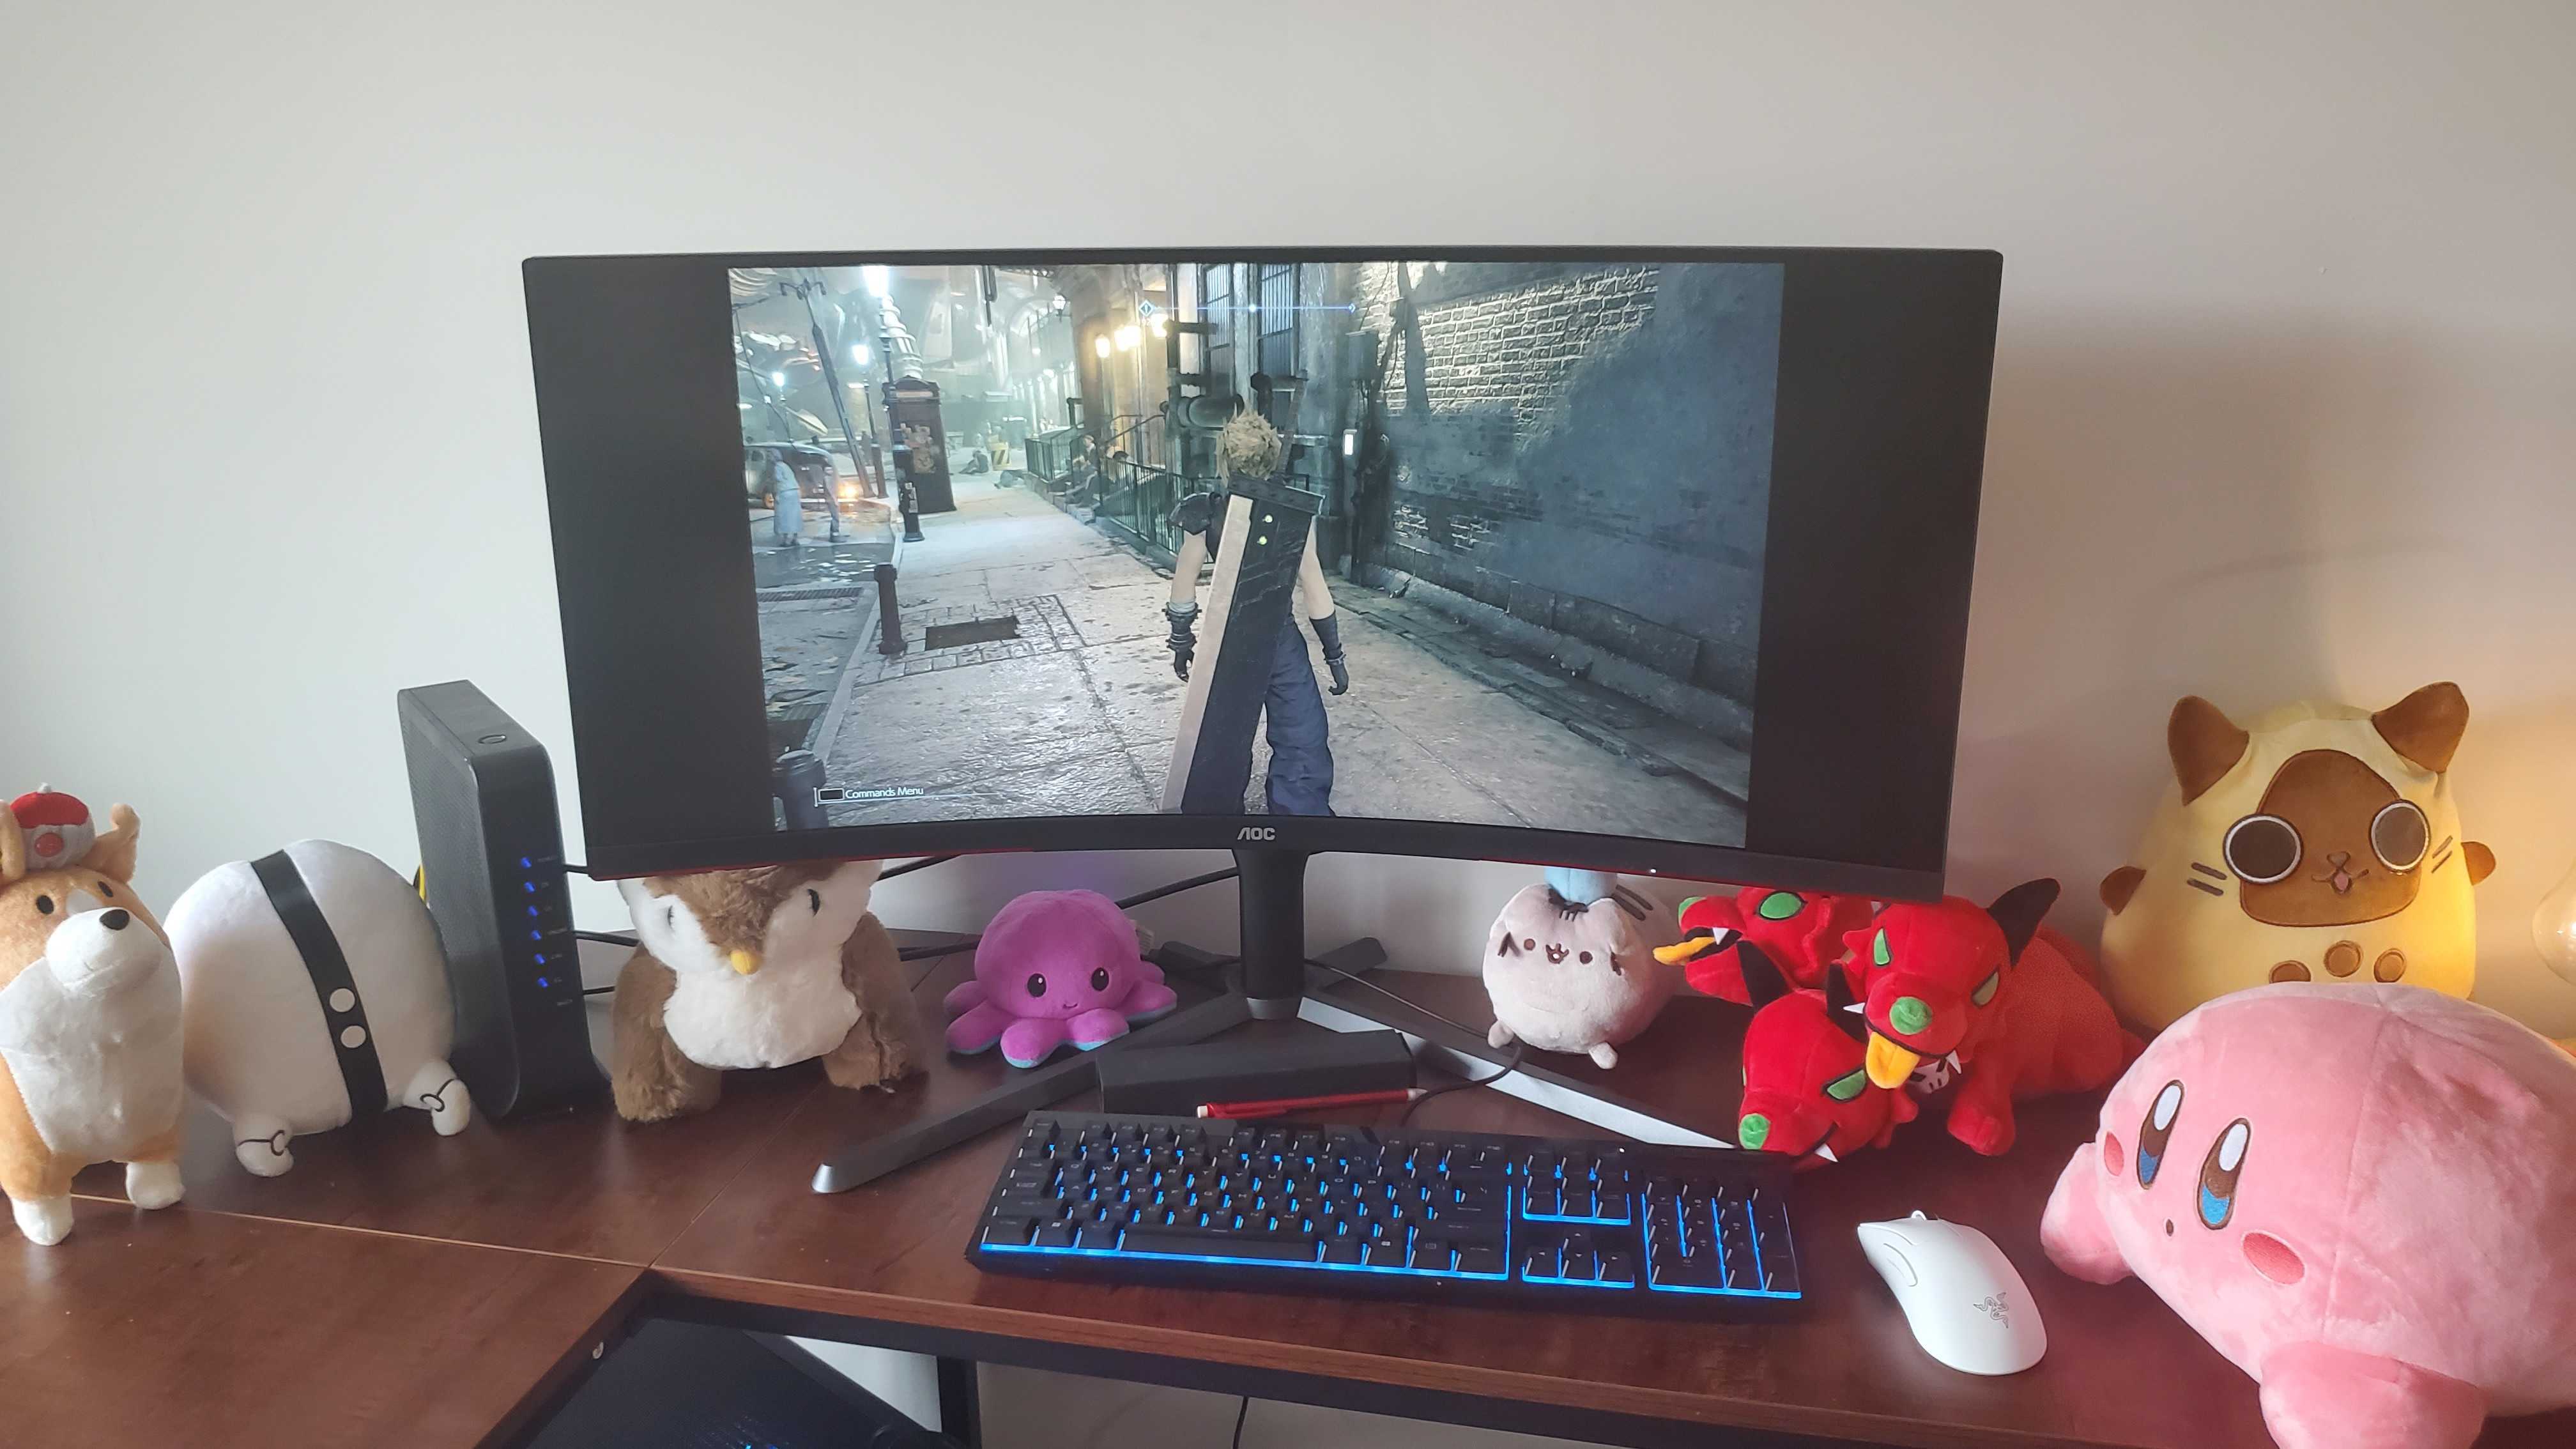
<box><xmin>2257</xmin><ymin>1342</ymin><xmax>2487</xmax><ymax>1449</ymax></box>
<box><xmin>2039</xmin><ymin>1140</ymin><xmax>2132</xmax><ymax>1284</ymax></box>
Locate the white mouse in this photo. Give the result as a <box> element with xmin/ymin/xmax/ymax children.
<box><xmin>1855</xmin><ymin>1211</ymin><xmax>2046</xmax><ymax>1376</ymax></box>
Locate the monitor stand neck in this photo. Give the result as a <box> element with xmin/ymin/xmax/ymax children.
<box><xmin>1235</xmin><ymin>846</ymin><xmax>1315</xmax><ymax>1019</ymax></box>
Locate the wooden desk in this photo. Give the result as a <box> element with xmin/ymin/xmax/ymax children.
<box><xmin>10</xmin><ymin>936</ymin><xmax>2569</xmax><ymax>1449</ymax></box>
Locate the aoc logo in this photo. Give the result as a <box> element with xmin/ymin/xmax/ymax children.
<box><xmin>1236</xmin><ymin>827</ymin><xmax>1278</xmax><ymax>841</ymax></box>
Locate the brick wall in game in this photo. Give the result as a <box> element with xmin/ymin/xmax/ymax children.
<box><xmin>1342</xmin><ymin>260</ymin><xmax>1782</xmax><ymax>720</ymax></box>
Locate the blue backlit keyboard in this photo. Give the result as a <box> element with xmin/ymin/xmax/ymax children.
<box><xmin>965</xmin><ymin>1112</ymin><xmax>1803</xmax><ymax>1318</ymax></box>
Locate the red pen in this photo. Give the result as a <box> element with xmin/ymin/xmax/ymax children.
<box><xmin>1196</xmin><ymin>1087</ymin><xmax>1425</xmax><ymax>1121</ymax></box>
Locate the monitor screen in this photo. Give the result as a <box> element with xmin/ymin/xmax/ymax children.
<box><xmin>526</xmin><ymin>249</ymin><xmax>2000</xmax><ymax>896</ymax></box>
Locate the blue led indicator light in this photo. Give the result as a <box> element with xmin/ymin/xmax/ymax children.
<box><xmin>519</xmin><ymin>856</ymin><xmax>533</xmax><ymax>869</ymax></box>
<box><xmin>536</xmin><ymin>977</ymin><xmax>549</xmax><ymax>988</ymax></box>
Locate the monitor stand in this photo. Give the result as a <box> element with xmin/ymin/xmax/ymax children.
<box><xmin>809</xmin><ymin>847</ymin><xmax>1715</xmax><ymax>1194</ymax></box>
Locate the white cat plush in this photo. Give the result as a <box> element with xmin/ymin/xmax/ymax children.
<box><xmin>1481</xmin><ymin>870</ymin><xmax>1679</xmax><ymax>1069</ymax></box>
<box><xmin>167</xmin><ymin>841</ymin><xmax>471</xmax><ymax>1176</ymax></box>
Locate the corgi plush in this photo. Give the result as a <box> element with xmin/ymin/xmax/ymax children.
<box><xmin>611</xmin><ymin>859</ymin><xmax>915</xmax><ymax>1123</ymax></box>
<box><xmin>0</xmin><ymin>797</ymin><xmax>185</xmax><ymax>1245</ymax></box>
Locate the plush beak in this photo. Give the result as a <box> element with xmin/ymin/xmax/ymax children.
<box><xmin>1653</xmin><ymin>927</ymin><xmax>1738</xmax><ymax>966</ymax></box>
<box><xmin>728</xmin><ymin>949</ymin><xmax>762</xmax><ymax>976</ymax></box>
<box><xmin>1865</xmin><ymin>1034</ymin><xmax>1920</xmax><ymax>1089</ymax></box>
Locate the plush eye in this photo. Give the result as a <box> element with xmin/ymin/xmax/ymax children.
<box><xmin>98</xmin><ymin>882</ymin><xmax>114</xmax><ymax>898</ymax></box>
<box><xmin>1756</xmin><ymin>892</ymin><xmax>1804</xmax><ymax>921</ymax></box>
<box><xmin>1823</xmin><ymin>1068</ymin><xmax>1869</xmax><ymax>1102</ymax></box>
<box><xmin>2370</xmin><ymin>801</ymin><xmax>2428</xmax><ymax>871</ymax></box>
<box><xmin>1522</xmin><ymin>937</ymin><xmax>1536</xmax><ymax>951</ymax></box>
<box><xmin>1089</xmin><ymin>967</ymin><xmax>1111</xmax><ymax>992</ymax></box>
<box><xmin>2138</xmin><ymin>1079</ymin><xmax>2183</xmax><ymax>1187</ymax></box>
<box><xmin>2199</xmin><ymin>1119</ymin><xmax>2251</xmax><ymax>1229</ymax></box>
<box><xmin>1577</xmin><ymin>950</ymin><xmax>1593</xmax><ymax>964</ymax></box>
<box><xmin>1971</xmin><ymin>969</ymin><xmax>2001</xmax><ymax>1006</ymax></box>
<box><xmin>665</xmin><ymin>903</ymin><xmax>677</xmax><ymax>930</ymax></box>
<box><xmin>1025</xmin><ymin>973</ymin><xmax>1048</xmax><ymax>999</ymax></box>
<box><xmin>34</xmin><ymin>896</ymin><xmax>54</xmax><ymax>916</ymax></box>
<box><xmin>1871</xmin><ymin>930</ymin><xmax>1890</xmax><ymax>966</ymax></box>
<box><xmin>2224</xmin><ymin>815</ymin><xmax>2301</xmax><ymax>884</ymax></box>
<box><xmin>808</xmin><ymin>888</ymin><xmax>822</xmax><ymax>914</ymax></box>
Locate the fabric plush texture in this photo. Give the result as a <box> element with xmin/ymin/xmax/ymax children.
<box><xmin>614</xmin><ymin>860</ymin><xmax>913</xmax><ymax>1123</ymax></box>
<box><xmin>1655</xmin><ymin>887</ymin><xmax>1873</xmax><ymax>1000</ymax></box>
<box><xmin>1481</xmin><ymin>878</ymin><xmax>1679</xmax><ymax>1070</ymax></box>
<box><xmin>944</xmin><ymin>889</ymin><xmax>1177</xmax><ymax>1068</ymax></box>
<box><xmin>1850</xmin><ymin>882</ymin><xmax>2141</xmax><ymax>1155</ymax></box>
<box><xmin>2099</xmin><ymin>684</ymin><xmax>2492</xmax><ymax>1032</ymax></box>
<box><xmin>168</xmin><ymin>840</ymin><xmax>470</xmax><ymax>1176</ymax></box>
<box><xmin>0</xmin><ymin>799</ymin><xmax>185</xmax><ymax>1245</ymax></box>
<box><xmin>2040</xmin><ymin>983</ymin><xmax>2576</xmax><ymax>1449</ymax></box>
<box><xmin>1731</xmin><ymin>948</ymin><xmax>1914</xmax><ymax>1168</ymax></box>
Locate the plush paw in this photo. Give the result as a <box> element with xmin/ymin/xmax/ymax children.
<box><xmin>1120</xmin><ymin>980</ymin><xmax>1178</xmax><ymax>1024</ymax></box>
<box><xmin>1587</xmin><ymin>1042</ymin><xmax>1620</xmax><ymax>1069</ymax></box>
<box><xmin>1068</xmin><ymin>1008</ymin><xmax>1134</xmax><ymax>1050</ymax></box>
<box><xmin>12</xmin><ymin>1195</ymin><xmax>73</xmax><ymax>1246</ymax></box>
<box><xmin>1945</xmin><ymin>1092</ymin><xmax>2019</xmax><ymax>1156</ymax></box>
<box><xmin>410</xmin><ymin>1062</ymin><xmax>473</xmax><ymax>1135</ymax></box>
<box><xmin>2040</xmin><ymin>1141</ymin><xmax>2131</xmax><ymax>1284</ymax></box>
<box><xmin>1487</xmin><ymin>1022</ymin><xmax>1514</xmax><ymax>1050</ymax></box>
<box><xmin>2258</xmin><ymin>1342</ymin><xmax>2486</xmax><ymax>1449</ymax></box>
<box><xmin>945</xmin><ymin>1001</ymin><xmax>1015</xmax><ymax>1055</ymax></box>
<box><xmin>234</xmin><ymin>1124</ymin><xmax>295</xmax><ymax>1177</ymax></box>
<box><xmin>998</xmin><ymin>1017</ymin><xmax>1070</xmax><ymax>1069</ymax></box>
<box><xmin>126</xmin><ymin>1160</ymin><xmax>185</xmax><ymax>1211</ymax></box>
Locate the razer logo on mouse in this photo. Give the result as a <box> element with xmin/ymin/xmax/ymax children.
<box><xmin>1974</xmin><ymin>1291</ymin><xmax>2011</xmax><ymax>1324</ymax></box>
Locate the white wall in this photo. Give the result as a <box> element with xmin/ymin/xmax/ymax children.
<box><xmin>12</xmin><ymin>0</ymin><xmax>2568</xmax><ymax>1031</ymax></box>
<box><xmin>7</xmin><ymin>3</ymin><xmax>2573</xmax><ymax>1441</ymax></box>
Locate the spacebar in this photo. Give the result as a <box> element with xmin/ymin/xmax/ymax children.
<box><xmin>1121</xmin><ymin>1230</ymin><xmax>1319</xmax><ymax>1262</ymax></box>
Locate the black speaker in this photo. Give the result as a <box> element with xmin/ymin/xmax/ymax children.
<box><xmin>398</xmin><ymin>680</ymin><xmax>606</xmax><ymax>1117</ymax></box>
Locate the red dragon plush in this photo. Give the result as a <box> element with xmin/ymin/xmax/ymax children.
<box><xmin>1730</xmin><ymin>943</ymin><xmax>1916</xmax><ymax>1169</ymax></box>
<box><xmin>1653</xmin><ymin>887</ymin><xmax>1874</xmax><ymax>1000</ymax></box>
<box><xmin>1848</xmin><ymin>878</ymin><xmax>2140</xmax><ymax>1156</ymax></box>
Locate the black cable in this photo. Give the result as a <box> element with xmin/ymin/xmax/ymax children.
<box><xmin>1117</xmin><ymin>866</ymin><xmax>1238</xmax><ymax>910</ymax></box>
<box><xmin>1398</xmin><ymin>1041</ymin><xmax>1525</xmax><ymax>1126</ymax></box>
<box><xmin>561</xmin><ymin>862</ymin><xmax>589</xmax><ymax>877</ymax></box>
<box><xmin>893</xmin><ymin>867</ymin><xmax>1243</xmax><ymax>963</ymax></box>
<box><xmin>574</xmin><ymin>929</ymin><xmax>636</xmax><ymax>946</ymax></box>
<box><xmin>1303</xmin><ymin>958</ymin><xmax>1525</xmax><ymax>1123</ymax></box>
<box><xmin>583</xmin><ymin>985</ymin><xmax>614</xmax><ymax>997</ymax></box>
<box><xmin>878</xmin><ymin>854</ymin><xmax>960</xmax><ymax>880</ymax></box>
<box><xmin>1230</xmin><ymin>1395</ymin><xmax>1250</xmax><ymax>1449</ymax></box>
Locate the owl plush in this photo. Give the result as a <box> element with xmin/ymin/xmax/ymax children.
<box><xmin>611</xmin><ymin>859</ymin><xmax>916</xmax><ymax>1123</ymax></box>
<box><xmin>2099</xmin><ymin>682</ymin><xmax>2494</xmax><ymax>1033</ymax></box>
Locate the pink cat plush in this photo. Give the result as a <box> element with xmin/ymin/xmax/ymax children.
<box><xmin>2041</xmin><ymin>983</ymin><xmax>2576</xmax><ymax>1449</ymax></box>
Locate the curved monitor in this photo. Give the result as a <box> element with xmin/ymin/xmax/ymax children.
<box><xmin>525</xmin><ymin>249</ymin><xmax>1999</xmax><ymax>898</ymax></box>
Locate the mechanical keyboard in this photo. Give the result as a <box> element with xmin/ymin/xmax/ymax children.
<box><xmin>965</xmin><ymin>1112</ymin><xmax>1803</xmax><ymax>1318</ymax></box>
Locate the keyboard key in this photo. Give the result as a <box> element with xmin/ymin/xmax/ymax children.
<box><xmin>1032</xmin><ymin>1222</ymin><xmax>1077</xmax><ymax>1248</ymax></box>
<box><xmin>1362</xmin><ymin>1238</ymin><xmax>1409</xmax><ymax>1268</ymax></box>
<box><xmin>1457</xmin><ymin>1245</ymin><xmax>1505</xmax><ymax>1276</ymax></box>
<box><xmin>1124</xmin><ymin>1230</ymin><xmax>1317</xmax><ymax>1263</ymax></box>
<box><xmin>1600</xmin><ymin>1252</ymin><xmax>1637</xmax><ymax>1287</ymax></box>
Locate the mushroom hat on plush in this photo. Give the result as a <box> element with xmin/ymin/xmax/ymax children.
<box><xmin>2041</xmin><ymin>982</ymin><xmax>2576</xmax><ymax>1449</ymax></box>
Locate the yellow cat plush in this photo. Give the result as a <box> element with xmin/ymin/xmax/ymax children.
<box><xmin>2099</xmin><ymin>682</ymin><xmax>2494</xmax><ymax>1032</ymax></box>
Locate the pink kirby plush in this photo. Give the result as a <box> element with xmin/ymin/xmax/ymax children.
<box><xmin>2041</xmin><ymin>982</ymin><xmax>2576</xmax><ymax>1449</ymax></box>
<box><xmin>942</xmin><ymin>890</ymin><xmax>1177</xmax><ymax>1068</ymax></box>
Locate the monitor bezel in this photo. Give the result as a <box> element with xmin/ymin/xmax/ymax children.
<box><xmin>526</xmin><ymin>246</ymin><xmax>2000</xmax><ymax>900</ymax></box>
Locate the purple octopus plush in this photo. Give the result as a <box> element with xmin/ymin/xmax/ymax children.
<box><xmin>942</xmin><ymin>890</ymin><xmax>1179</xmax><ymax>1067</ymax></box>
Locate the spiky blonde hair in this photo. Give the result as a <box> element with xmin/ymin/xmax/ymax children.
<box><xmin>1218</xmin><ymin>410</ymin><xmax>1284</xmax><ymax>480</ymax></box>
